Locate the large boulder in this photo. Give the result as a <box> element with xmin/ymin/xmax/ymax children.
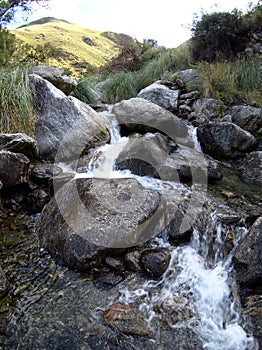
<box><xmin>29</xmin><ymin>65</ymin><xmax>77</xmax><ymax>95</ymax></box>
<box><xmin>233</xmin><ymin>217</ymin><xmax>262</xmax><ymax>288</ymax></box>
<box><xmin>197</xmin><ymin>122</ymin><xmax>257</xmax><ymax>159</ymax></box>
<box><xmin>111</xmin><ymin>97</ymin><xmax>191</xmax><ymax>147</ymax></box>
<box><xmin>0</xmin><ymin>133</ymin><xmax>38</xmax><ymax>159</ymax></box>
<box><xmin>229</xmin><ymin>105</ymin><xmax>262</xmax><ymax>133</ymax></box>
<box><xmin>116</xmin><ymin>133</ymin><xmax>223</xmax><ymax>183</ymax></box>
<box><xmin>29</xmin><ymin>74</ymin><xmax>110</xmax><ymax>162</ymax></box>
<box><xmin>36</xmin><ymin>177</ymin><xmax>183</xmax><ymax>270</ymax></box>
<box><xmin>0</xmin><ymin>150</ymin><xmax>30</xmax><ymax>186</ymax></box>
<box><xmin>137</xmin><ymin>80</ymin><xmax>179</xmax><ymax>111</ymax></box>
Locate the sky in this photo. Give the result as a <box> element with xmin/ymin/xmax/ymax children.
<box><xmin>11</xmin><ymin>0</ymin><xmax>254</xmax><ymax>48</ymax></box>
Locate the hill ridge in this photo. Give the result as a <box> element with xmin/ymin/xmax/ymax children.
<box><xmin>17</xmin><ymin>17</ymin><xmax>71</xmax><ymax>28</ymax></box>
<box><xmin>12</xmin><ymin>17</ymin><xmax>135</xmax><ymax>78</ymax></box>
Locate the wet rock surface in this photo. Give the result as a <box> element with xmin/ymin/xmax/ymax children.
<box><xmin>103</xmin><ymin>302</ymin><xmax>151</xmax><ymax>336</ymax></box>
<box><xmin>140</xmin><ymin>248</ymin><xmax>171</xmax><ymax>277</ymax></box>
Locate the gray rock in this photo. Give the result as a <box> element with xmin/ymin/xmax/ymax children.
<box><xmin>229</xmin><ymin>105</ymin><xmax>262</xmax><ymax>133</ymax></box>
<box><xmin>233</xmin><ymin>217</ymin><xmax>262</xmax><ymax>287</ymax></box>
<box><xmin>0</xmin><ymin>265</ymin><xmax>9</xmax><ymax>298</ymax></box>
<box><xmin>29</xmin><ymin>65</ymin><xmax>77</xmax><ymax>95</ymax></box>
<box><xmin>0</xmin><ymin>150</ymin><xmax>30</xmax><ymax>186</ymax></box>
<box><xmin>197</xmin><ymin>122</ymin><xmax>257</xmax><ymax>159</ymax></box>
<box><xmin>111</xmin><ymin>97</ymin><xmax>192</xmax><ymax>147</ymax></box>
<box><xmin>29</xmin><ymin>74</ymin><xmax>110</xmax><ymax>162</ymax></box>
<box><xmin>171</xmin><ymin>69</ymin><xmax>201</xmax><ymax>91</ymax></box>
<box><xmin>141</xmin><ymin>248</ymin><xmax>171</xmax><ymax>277</ymax></box>
<box><xmin>116</xmin><ymin>133</ymin><xmax>223</xmax><ymax>183</ymax></box>
<box><xmin>36</xmin><ymin>177</ymin><xmax>169</xmax><ymax>270</ymax></box>
<box><xmin>137</xmin><ymin>80</ymin><xmax>179</xmax><ymax>111</ymax></box>
<box><xmin>236</xmin><ymin>151</ymin><xmax>262</xmax><ymax>184</ymax></box>
<box><xmin>0</xmin><ymin>133</ymin><xmax>38</xmax><ymax>159</ymax></box>
<box><xmin>192</xmin><ymin>98</ymin><xmax>226</xmax><ymax>120</ymax></box>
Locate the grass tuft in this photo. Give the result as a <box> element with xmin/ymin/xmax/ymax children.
<box><xmin>0</xmin><ymin>65</ymin><xmax>35</xmax><ymax>136</ymax></box>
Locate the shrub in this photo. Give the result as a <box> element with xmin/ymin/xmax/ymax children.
<box><xmin>0</xmin><ymin>28</ymin><xmax>16</xmax><ymax>66</ymax></box>
<box><xmin>0</xmin><ymin>65</ymin><xmax>35</xmax><ymax>135</ymax></box>
<box><xmin>191</xmin><ymin>10</ymin><xmax>249</xmax><ymax>62</ymax></box>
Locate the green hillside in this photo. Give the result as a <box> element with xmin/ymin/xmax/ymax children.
<box><xmin>12</xmin><ymin>17</ymin><xmax>134</xmax><ymax>77</ymax></box>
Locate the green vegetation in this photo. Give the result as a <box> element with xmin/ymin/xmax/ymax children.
<box><xmin>0</xmin><ymin>2</ymin><xmax>261</xmax><ymax>135</ymax></box>
<box><xmin>0</xmin><ymin>65</ymin><xmax>35</xmax><ymax>136</ymax></box>
<box><xmin>0</xmin><ymin>28</ymin><xmax>16</xmax><ymax>65</ymax></box>
<box><xmin>9</xmin><ymin>18</ymin><xmax>130</xmax><ymax>77</ymax></box>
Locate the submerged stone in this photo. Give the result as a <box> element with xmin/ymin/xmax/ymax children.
<box><xmin>103</xmin><ymin>302</ymin><xmax>151</xmax><ymax>336</ymax></box>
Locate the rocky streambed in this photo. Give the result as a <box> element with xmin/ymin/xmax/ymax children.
<box><xmin>0</xmin><ymin>66</ymin><xmax>261</xmax><ymax>350</ymax></box>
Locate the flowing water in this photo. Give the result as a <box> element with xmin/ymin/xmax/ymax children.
<box><xmin>0</xmin><ymin>114</ymin><xmax>259</xmax><ymax>349</ymax></box>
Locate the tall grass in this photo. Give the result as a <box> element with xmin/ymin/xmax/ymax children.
<box><xmin>0</xmin><ymin>65</ymin><xmax>35</xmax><ymax>135</ymax></box>
<box><xmin>196</xmin><ymin>58</ymin><xmax>262</xmax><ymax>106</ymax></box>
<box><xmin>102</xmin><ymin>71</ymin><xmax>139</xmax><ymax>104</ymax></box>
<box><xmin>76</xmin><ymin>43</ymin><xmax>194</xmax><ymax>104</ymax></box>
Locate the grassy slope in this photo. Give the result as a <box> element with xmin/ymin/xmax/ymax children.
<box><xmin>11</xmin><ymin>18</ymin><xmax>124</xmax><ymax>77</ymax></box>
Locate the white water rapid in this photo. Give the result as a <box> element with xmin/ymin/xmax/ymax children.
<box><xmin>59</xmin><ymin>113</ymin><xmax>258</xmax><ymax>350</ymax></box>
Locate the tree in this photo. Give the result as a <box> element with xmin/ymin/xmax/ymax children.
<box><xmin>143</xmin><ymin>38</ymin><xmax>158</xmax><ymax>48</ymax></box>
<box><xmin>0</xmin><ymin>0</ymin><xmax>49</xmax><ymax>28</ymax></box>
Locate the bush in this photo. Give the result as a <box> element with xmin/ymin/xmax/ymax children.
<box><xmin>191</xmin><ymin>10</ymin><xmax>249</xmax><ymax>62</ymax></box>
<box><xmin>0</xmin><ymin>65</ymin><xmax>35</xmax><ymax>135</ymax></box>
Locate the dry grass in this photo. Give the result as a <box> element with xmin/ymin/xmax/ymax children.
<box><xmin>12</xmin><ymin>19</ymin><xmax>121</xmax><ymax>78</ymax></box>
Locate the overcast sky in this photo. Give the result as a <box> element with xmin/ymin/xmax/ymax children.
<box><xmin>12</xmin><ymin>0</ymin><xmax>253</xmax><ymax>48</ymax></box>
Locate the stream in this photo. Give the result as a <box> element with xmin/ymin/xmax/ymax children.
<box><xmin>0</xmin><ymin>114</ymin><xmax>260</xmax><ymax>350</ymax></box>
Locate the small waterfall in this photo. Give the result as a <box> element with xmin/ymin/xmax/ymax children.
<box><xmin>74</xmin><ymin>113</ymin><xmax>129</xmax><ymax>179</ymax></box>
<box><xmin>57</xmin><ymin>114</ymin><xmax>257</xmax><ymax>349</ymax></box>
<box><xmin>119</xmin><ymin>212</ymin><xmax>258</xmax><ymax>350</ymax></box>
<box><xmin>188</xmin><ymin>125</ymin><xmax>202</xmax><ymax>153</ymax></box>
